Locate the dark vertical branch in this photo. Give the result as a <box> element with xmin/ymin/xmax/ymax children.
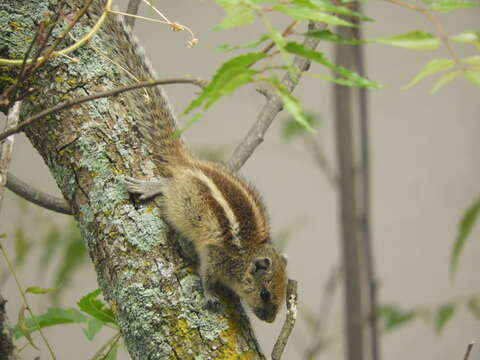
<box><xmin>351</xmin><ymin>3</ymin><xmax>379</xmax><ymax>360</ymax></box>
<box><xmin>334</xmin><ymin>8</ymin><xmax>378</xmax><ymax>358</ymax></box>
<box><xmin>333</xmin><ymin>40</ymin><xmax>365</xmax><ymax>360</ymax></box>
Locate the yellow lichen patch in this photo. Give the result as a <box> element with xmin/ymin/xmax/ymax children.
<box><xmin>67</xmin><ymin>77</ymin><xmax>77</xmax><ymax>86</ymax></box>
<box><xmin>145</xmin><ymin>207</ymin><xmax>154</xmax><ymax>214</ymax></box>
<box><xmin>9</xmin><ymin>22</ymin><xmax>20</xmax><ymax>31</ymax></box>
<box><xmin>110</xmin><ymin>299</ymin><xmax>118</xmax><ymax>314</ymax></box>
<box><xmin>55</xmin><ymin>76</ymin><xmax>64</xmax><ymax>83</ymax></box>
<box><xmin>170</xmin><ymin>318</ymin><xmax>196</xmax><ymax>359</ymax></box>
<box><xmin>112</xmin><ymin>168</ymin><xmax>124</xmax><ymax>175</ymax></box>
<box><xmin>216</xmin><ymin>326</ymin><xmax>257</xmax><ymax>360</ymax></box>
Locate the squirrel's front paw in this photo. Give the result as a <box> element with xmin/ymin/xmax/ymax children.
<box><xmin>122</xmin><ymin>176</ymin><xmax>166</xmax><ymax>200</ymax></box>
<box><xmin>203</xmin><ymin>294</ymin><xmax>222</xmax><ymax>312</ymax></box>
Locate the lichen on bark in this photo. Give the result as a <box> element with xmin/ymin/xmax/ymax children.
<box><xmin>0</xmin><ymin>0</ymin><xmax>264</xmax><ymax>358</ymax></box>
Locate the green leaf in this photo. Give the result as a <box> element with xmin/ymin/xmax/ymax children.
<box><xmin>377</xmin><ymin>305</ymin><xmax>416</xmax><ymax>331</ymax></box>
<box><xmin>289</xmin><ymin>0</ymin><xmax>373</xmax><ymax>21</ymax></box>
<box><xmin>183</xmin><ymin>52</ymin><xmax>266</xmax><ymax>114</ymax></box>
<box><xmin>311</xmin><ymin>73</ymin><xmax>364</xmax><ymax>86</ymax></box>
<box><xmin>430</xmin><ymin>71</ymin><xmax>461</xmax><ymax>93</ymax></box>
<box><xmin>13</xmin><ymin>307</ymin><xmax>86</xmax><ymax>339</ymax></box>
<box><xmin>272</xmin><ymin>81</ymin><xmax>314</xmax><ymax>132</ymax></box>
<box><xmin>463</xmin><ymin>71</ymin><xmax>480</xmax><ymax>86</ymax></box>
<box><xmin>305</xmin><ymin>29</ymin><xmax>365</xmax><ymax>44</ymax></box>
<box><xmin>450</xmin><ymin>31</ymin><xmax>480</xmax><ymax>48</ymax></box>
<box><xmin>284</xmin><ymin>42</ymin><xmax>381</xmax><ymax>88</ymax></box>
<box><xmin>467</xmin><ymin>298</ymin><xmax>480</xmax><ymax>319</ymax></box>
<box><xmin>423</xmin><ymin>0</ymin><xmax>480</xmax><ymax>12</ymax></box>
<box><xmin>404</xmin><ymin>58</ymin><xmax>455</xmax><ymax>89</ymax></box>
<box><xmin>282</xmin><ymin>114</ymin><xmax>317</xmax><ymax>140</ymax></box>
<box><xmin>213</xmin><ymin>0</ymin><xmax>256</xmax><ymax>30</ymax></box>
<box><xmin>25</xmin><ymin>286</ymin><xmax>56</xmax><ymax>295</ymax></box>
<box><xmin>217</xmin><ymin>34</ymin><xmax>270</xmax><ymax>52</ymax></box>
<box><xmin>14</xmin><ymin>228</ymin><xmax>31</xmax><ymax>267</ymax></box>
<box><xmin>435</xmin><ymin>304</ymin><xmax>455</xmax><ymax>332</ymax></box>
<box><xmin>462</xmin><ymin>55</ymin><xmax>480</xmax><ymax>66</ymax></box>
<box><xmin>451</xmin><ymin>199</ymin><xmax>480</xmax><ymax>273</ymax></box>
<box><xmin>78</xmin><ymin>289</ymin><xmax>116</xmax><ymax>324</ymax></box>
<box><xmin>272</xmin><ymin>4</ymin><xmax>354</xmax><ymax>26</ymax></box>
<box><xmin>373</xmin><ymin>30</ymin><xmax>440</xmax><ymax>50</ymax></box>
<box><xmin>83</xmin><ymin>318</ymin><xmax>104</xmax><ymax>341</ymax></box>
<box><xmin>17</xmin><ymin>305</ymin><xmax>38</xmax><ymax>349</ymax></box>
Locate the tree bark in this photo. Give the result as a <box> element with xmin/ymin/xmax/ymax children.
<box><xmin>0</xmin><ymin>0</ymin><xmax>263</xmax><ymax>358</ymax></box>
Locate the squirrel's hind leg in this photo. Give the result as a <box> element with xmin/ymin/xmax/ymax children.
<box><xmin>123</xmin><ymin>176</ymin><xmax>169</xmax><ymax>200</ymax></box>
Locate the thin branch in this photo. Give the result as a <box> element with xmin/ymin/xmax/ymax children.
<box><xmin>0</xmin><ymin>77</ymin><xmax>206</xmax><ymax>142</ymax></box>
<box><xmin>303</xmin><ymin>136</ymin><xmax>338</xmax><ymax>188</ymax></box>
<box><xmin>463</xmin><ymin>342</ymin><xmax>474</xmax><ymax>360</ymax></box>
<box><xmin>0</xmin><ymin>0</ymin><xmax>110</xmax><ymax>67</ymax></box>
<box><xmin>351</xmin><ymin>4</ymin><xmax>379</xmax><ymax>360</ymax></box>
<box><xmin>384</xmin><ymin>0</ymin><xmax>459</xmax><ymax>62</ymax></box>
<box><xmin>304</xmin><ymin>266</ymin><xmax>342</xmax><ymax>359</ymax></box>
<box><xmin>0</xmin><ymin>241</ymin><xmax>56</xmax><ymax>359</ymax></box>
<box><xmin>125</xmin><ymin>0</ymin><xmax>142</xmax><ymax>29</ymax></box>
<box><xmin>334</xmin><ymin>24</ymin><xmax>365</xmax><ymax>360</ymax></box>
<box><xmin>0</xmin><ymin>103</ymin><xmax>20</xmax><ymax>360</ymax></box>
<box><xmin>0</xmin><ymin>102</ymin><xmax>20</xmax><ymax>211</ymax></box>
<box><xmin>6</xmin><ymin>172</ymin><xmax>72</xmax><ymax>215</ymax></box>
<box><xmin>260</xmin><ymin>20</ymin><xmax>300</xmax><ymax>54</ymax></box>
<box><xmin>272</xmin><ymin>279</ymin><xmax>298</xmax><ymax>360</ymax></box>
<box><xmin>226</xmin><ymin>21</ymin><xmax>326</xmax><ymax>171</ymax></box>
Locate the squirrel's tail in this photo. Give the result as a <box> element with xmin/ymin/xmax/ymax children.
<box><xmin>92</xmin><ymin>1</ymin><xmax>189</xmax><ymax>174</ymax></box>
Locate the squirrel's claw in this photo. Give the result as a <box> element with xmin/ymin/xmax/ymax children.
<box><xmin>122</xmin><ymin>176</ymin><xmax>168</xmax><ymax>200</ymax></box>
<box><xmin>203</xmin><ymin>294</ymin><xmax>222</xmax><ymax>312</ymax></box>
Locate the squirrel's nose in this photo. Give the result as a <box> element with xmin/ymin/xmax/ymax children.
<box><xmin>255</xmin><ymin>308</ymin><xmax>276</xmax><ymax>323</ymax></box>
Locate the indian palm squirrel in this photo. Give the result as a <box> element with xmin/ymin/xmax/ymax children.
<box><xmin>97</xmin><ymin>1</ymin><xmax>288</xmax><ymax>323</ymax></box>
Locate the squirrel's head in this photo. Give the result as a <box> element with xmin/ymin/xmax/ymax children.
<box><xmin>238</xmin><ymin>247</ymin><xmax>288</xmax><ymax>323</ymax></box>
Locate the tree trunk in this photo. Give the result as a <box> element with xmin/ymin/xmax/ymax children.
<box><xmin>0</xmin><ymin>1</ymin><xmax>263</xmax><ymax>358</ymax></box>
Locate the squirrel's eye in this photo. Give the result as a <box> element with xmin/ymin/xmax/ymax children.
<box><xmin>260</xmin><ymin>289</ymin><xmax>271</xmax><ymax>302</ymax></box>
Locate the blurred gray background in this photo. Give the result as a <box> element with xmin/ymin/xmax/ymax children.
<box><xmin>1</xmin><ymin>1</ymin><xmax>479</xmax><ymax>359</ymax></box>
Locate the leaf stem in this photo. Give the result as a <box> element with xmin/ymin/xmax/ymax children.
<box><xmin>0</xmin><ymin>241</ymin><xmax>56</xmax><ymax>359</ymax></box>
<box><xmin>90</xmin><ymin>332</ymin><xmax>121</xmax><ymax>360</ymax></box>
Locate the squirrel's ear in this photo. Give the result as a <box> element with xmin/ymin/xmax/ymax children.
<box><xmin>281</xmin><ymin>254</ymin><xmax>288</xmax><ymax>266</ymax></box>
<box><xmin>252</xmin><ymin>257</ymin><xmax>272</xmax><ymax>274</ymax></box>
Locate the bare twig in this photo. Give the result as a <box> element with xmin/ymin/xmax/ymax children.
<box><xmin>463</xmin><ymin>342</ymin><xmax>474</xmax><ymax>360</ymax></box>
<box><xmin>272</xmin><ymin>279</ymin><xmax>298</xmax><ymax>360</ymax></box>
<box><xmin>385</xmin><ymin>0</ymin><xmax>459</xmax><ymax>62</ymax></box>
<box><xmin>226</xmin><ymin>21</ymin><xmax>326</xmax><ymax>172</ymax></box>
<box><xmin>260</xmin><ymin>20</ymin><xmax>300</xmax><ymax>54</ymax></box>
<box><xmin>0</xmin><ymin>77</ymin><xmax>206</xmax><ymax>142</ymax></box>
<box><xmin>31</xmin><ymin>0</ymin><xmax>96</xmax><ymax>70</ymax></box>
<box><xmin>0</xmin><ymin>102</ymin><xmax>20</xmax><ymax>211</ymax></box>
<box><xmin>303</xmin><ymin>136</ymin><xmax>337</xmax><ymax>188</ymax></box>
<box><xmin>304</xmin><ymin>266</ymin><xmax>342</xmax><ymax>359</ymax></box>
<box><xmin>6</xmin><ymin>172</ymin><xmax>72</xmax><ymax>215</ymax></box>
<box><xmin>125</xmin><ymin>0</ymin><xmax>142</xmax><ymax>29</ymax></box>
<box><xmin>0</xmin><ymin>103</ymin><xmax>20</xmax><ymax>360</ymax></box>
<box><xmin>0</xmin><ymin>241</ymin><xmax>56</xmax><ymax>359</ymax></box>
